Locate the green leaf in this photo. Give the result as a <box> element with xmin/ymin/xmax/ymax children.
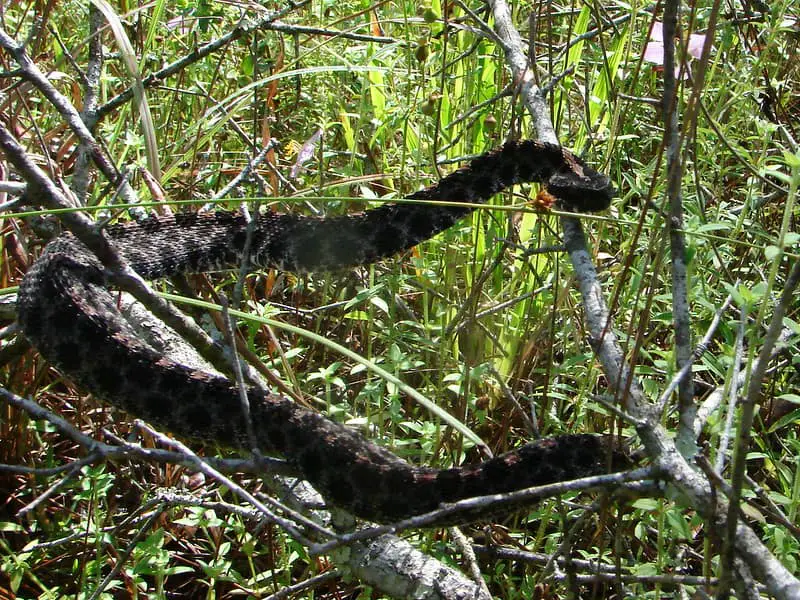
<box><xmin>242</xmin><ymin>55</ymin><xmax>254</xmax><ymax>77</ymax></box>
<box><xmin>344</xmin><ymin>310</ymin><xmax>370</xmax><ymax>320</ymax></box>
<box><xmin>765</xmin><ymin>245</ymin><xmax>781</xmax><ymax>260</ymax></box>
<box><xmin>665</xmin><ymin>509</ymin><xmax>693</xmax><ymax>540</ymax></box>
<box><xmin>370</xmin><ymin>296</ymin><xmax>389</xmax><ymax>315</ymax></box>
<box><xmin>776</xmin><ymin>393</ymin><xmax>800</xmax><ymax>404</ymax></box>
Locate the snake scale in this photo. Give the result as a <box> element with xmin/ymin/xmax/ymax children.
<box><xmin>17</xmin><ymin>140</ymin><xmax>621</xmax><ymax>524</ymax></box>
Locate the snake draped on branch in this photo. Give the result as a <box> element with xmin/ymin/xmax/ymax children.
<box><xmin>17</xmin><ymin>140</ymin><xmax>623</xmax><ymax>524</ymax></box>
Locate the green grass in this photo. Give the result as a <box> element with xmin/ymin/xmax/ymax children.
<box><xmin>1</xmin><ymin>0</ymin><xmax>799</xmax><ymax>598</ymax></box>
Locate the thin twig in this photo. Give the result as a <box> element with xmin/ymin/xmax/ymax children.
<box><xmin>137</xmin><ymin>420</ymin><xmax>330</xmax><ymax>545</ymax></box>
<box><xmin>715</xmin><ymin>307</ymin><xmax>746</xmax><ymax>471</ymax></box>
<box><xmin>219</xmin><ymin>294</ymin><xmax>259</xmax><ymax>453</ymax></box>
<box><xmin>655</xmin><ymin>293</ymin><xmax>734</xmax><ymax>413</ymax></box>
<box><xmin>661</xmin><ymin>0</ymin><xmax>697</xmax><ymax>451</ymax></box>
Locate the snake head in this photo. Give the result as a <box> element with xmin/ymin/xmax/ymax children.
<box><xmin>546</xmin><ymin>156</ymin><xmax>616</xmax><ymax>213</ymax></box>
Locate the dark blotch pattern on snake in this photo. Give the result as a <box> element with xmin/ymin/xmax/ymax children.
<box><xmin>17</xmin><ymin>140</ymin><xmax>622</xmax><ymax>524</ymax></box>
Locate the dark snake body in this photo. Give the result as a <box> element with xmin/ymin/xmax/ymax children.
<box><xmin>17</xmin><ymin>140</ymin><xmax>619</xmax><ymax>523</ymax></box>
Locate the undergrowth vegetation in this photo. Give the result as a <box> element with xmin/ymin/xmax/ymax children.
<box><xmin>0</xmin><ymin>0</ymin><xmax>798</xmax><ymax>598</ymax></box>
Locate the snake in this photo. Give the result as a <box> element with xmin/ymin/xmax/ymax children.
<box><xmin>16</xmin><ymin>139</ymin><xmax>621</xmax><ymax>524</ymax></box>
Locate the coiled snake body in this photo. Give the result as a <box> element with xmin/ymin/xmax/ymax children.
<box><xmin>18</xmin><ymin>140</ymin><xmax>619</xmax><ymax>523</ymax></box>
